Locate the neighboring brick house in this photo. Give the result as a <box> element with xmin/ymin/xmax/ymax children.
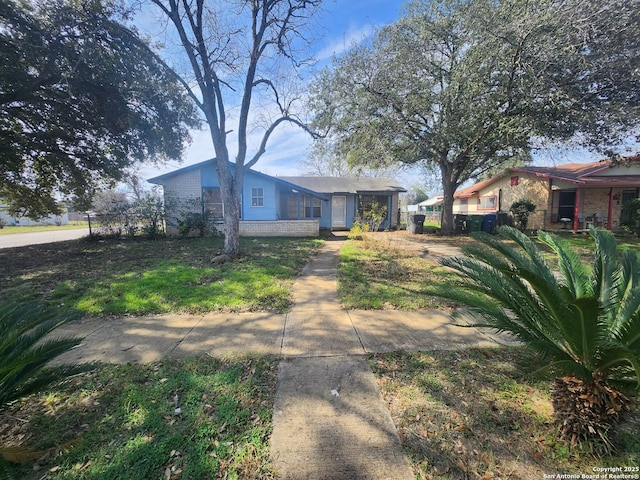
<box><xmin>452</xmin><ymin>155</ymin><xmax>640</xmax><ymax>231</ymax></box>
<box><xmin>148</xmin><ymin>159</ymin><xmax>406</xmax><ymax>236</ymax></box>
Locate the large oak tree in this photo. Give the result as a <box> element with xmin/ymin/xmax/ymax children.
<box><xmin>0</xmin><ymin>0</ymin><xmax>198</xmax><ymax>217</ymax></box>
<box><xmin>309</xmin><ymin>0</ymin><xmax>640</xmax><ymax>233</ymax></box>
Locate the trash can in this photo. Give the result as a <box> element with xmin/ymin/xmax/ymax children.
<box><xmin>453</xmin><ymin>214</ymin><xmax>467</xmax><ymax>234</ymax></box>
<box><xmin>467</xmin><ymin>214</ymin><xmax>484</xmax><ymax>233</ymax></box>
<box><xmin>482</xmin><ymin>213</ymin><xmax>497</xmax><ymax>234</ymax></box>
<box><xmin>408</xmin><ymin>214</ymin><xmax>425</xmax><ymax>234</ymax></box>
<box><xmin>496</xmin><ymin>212</ymin><xmax>511</xmax><ymax>227</ymax></box>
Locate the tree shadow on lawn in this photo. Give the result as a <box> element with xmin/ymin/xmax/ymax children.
<box><xmin>2</xmin><ymin>356</ymin><xmax>278</xmax><ymax>480</ymax></box>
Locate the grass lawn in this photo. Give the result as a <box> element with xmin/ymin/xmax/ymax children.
<box><xmin>2</xmin><ymin>230</ymin><xmax>639</xmax><ymax>479</ymax></box>
<box><xmin>340</xmin><ymin>230</ymin><xmax>640</xmax><ymax>310</ymax></box>
<box><xmin>0</xmin><ymin>236</ymin><xmax>323</xmax><ymax>315</ymax></box>
<box><xmin>1</xmin><ymin>356</ymin><xmax>278</xmax><ymax>480</ymax></box>
<box><xmin>0</xmin><ymin>222</ymin><xmax>89</xmax><ymax>235</ymax></box>
<box><xmin>338</xmin><ymin>236</ymin><xmax>463</xmax><ymax>310</ymax></box>
<box><xmin>3</xmin><ymin>348</ymin><xmax>637</xmax><ymax>480</ymax></box>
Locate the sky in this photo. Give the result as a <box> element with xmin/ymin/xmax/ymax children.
<box><xmin>137</xmin><ymin>0</ymin><xmax>409</xmax><ymax>184</ymax></box>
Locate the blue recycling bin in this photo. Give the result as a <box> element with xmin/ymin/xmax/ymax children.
<box><xmin>482</xmin><ymin>213</ymin><xmax>497</xmax><ymax>233</ymax></box>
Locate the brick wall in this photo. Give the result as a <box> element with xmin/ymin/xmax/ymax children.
<box><xmin>239</xmin><ymin>220</ymin><xmax>319</xmax><ymax>237</ymax></box>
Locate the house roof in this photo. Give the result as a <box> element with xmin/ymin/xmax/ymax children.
<box><xmin>419</xmin><ymin>196</ymin><xmax>444</xmax><ymax>207</ymax></box>
<box><xmin>279</xmin><ymin>176</ymin><xmax>406</xmax><ymax>194</ymax></box>
<box><xmin>455</xmin><ymin>155</ymin><xmax>640</xmax><ymax>198</ymax></box>
<box><xmin>147</xmin><ymin>159</ymin><xmax>328</xmax><ymax>200</ymax></box>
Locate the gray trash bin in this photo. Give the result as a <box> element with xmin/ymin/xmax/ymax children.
<box><xmin>408</xmin><ymin>214</ymin><xmax>425</xmax><ymax>234</ymax></box>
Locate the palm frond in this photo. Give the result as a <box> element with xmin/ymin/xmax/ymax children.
<box><xmin>610</xmin><ymin>250</ymin><xmax>640</xmax><ymax>334</ymax></box>
<box><xmin>0</xmin><ymin>303</ymin><xmax>82</xmax><ymax>408</ymax></box>
<box><xmin>537</xmin><ymin>230</ymin><xmax>592</xmax><ymax>298</ymax></box>
<box><xmin>438</xmin><ymin>227</ymin><xmax>640</xmax><ymax>393</ymax></box>
<box><xmin>591</xmin><ymin>228</ymin><xmax>623</xmax><ymax>310</ymax></box>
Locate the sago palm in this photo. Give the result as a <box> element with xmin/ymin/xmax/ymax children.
<box><xmin>1</xmin><ymin>304</ymin><xmax>82</xmax><ymax>477</ymax></box>
<box><xmin>434</xmin><ymin>226</ymin><xmax>640</xmax><ymax>449</ymax></box>
<box><xmin>0</xmin><ymin>303</ymin><xmax>82</xmax><ymax>408</ymax></box>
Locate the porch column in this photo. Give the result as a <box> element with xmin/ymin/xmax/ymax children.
<box><xmin>573</xmin><ymin>189</ymin><xmax>581</xmax><ymax>230</ymax></box>
<box><xmin>607</xmin><ymin>187</ymin><xmax>614</xmax><ymax>230</ymax></box>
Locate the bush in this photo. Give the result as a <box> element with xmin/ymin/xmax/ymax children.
<box><xmin>177</xmin><ymin>212</ymin><xmax>208</xmax><ymax>237</ymax></box>
<box><xmin>622</xmin><ymin>198</ymin><xmax>640</xmax><ymax>236</ymax></box>
<box><xmin>348</xmin><ymin>220</ymin><xmax>370</xmax><ymax>240</ymax></box>
<box><xmin>509</xmin><ymin>199</ymin><xmax>536</xmax><ymax>231</ymax></box>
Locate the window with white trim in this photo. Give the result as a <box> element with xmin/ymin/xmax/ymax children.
<box><xmin>251</xmin><ymin>187</ymin><xmax>264</xmax><ymax>207</ymax></box>
<box><xmin>478</xmin><ymin>195</ymin><xmax>497</xmax><ymax>211</ymax></box>
<box><xmin>303</xmin><ymin>195</ymin><xmax>321</xmax><ymax>218</ymax></box>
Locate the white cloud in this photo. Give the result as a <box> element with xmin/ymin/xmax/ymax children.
<box><xmin>315</xmin><ymin>23</ymin><xmax>375</xmax><ymax>61</ymax></box>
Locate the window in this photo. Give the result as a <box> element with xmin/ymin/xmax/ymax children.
<box><xmin>478</xmin><ymin>195</ymin><xmax>497</xmax><ymax>211</ymax></box>
<box><xmin>286</xmin><ymin>196</ymin><xmax>298</xmax><ymax>218</ymax></box>
<box><xmin>203</xmin><ymin>187</ymin><xmax>223</xmax><ymax>220</ymax></box>
<box><xmin>251</xmin><ymin>187</ymin><xmax>264</xmax><ymax>207</ymax></box>
<box><xmin>510</xmin><ymin>176</ymin><xmax>519</xmax><ymax>186</ymax></box>
<box><xmin>358</xmin><ymin>195</ymin><xmax>389</xmax><ymax>225</ymax></box>
<box><xmin>303</xmin><ymin>195</ymin><xmax>321</xmax><ymax>218</ymax></box>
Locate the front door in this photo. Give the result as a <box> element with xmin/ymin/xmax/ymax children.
<box><xmin>331</xmin><ymin>196</ymin><xmax>346</xmax><ymax>228</ymax></box>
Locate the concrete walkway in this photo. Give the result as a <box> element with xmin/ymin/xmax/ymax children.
<box><xmin>49</xmin><ymin>235</ymin><xmax>508</xmax><ymax>479</ymax></box>
<box><xmin>271</xmin><ymin>238</ymin><xmax>413</xmax><ymax>480</ymax></box>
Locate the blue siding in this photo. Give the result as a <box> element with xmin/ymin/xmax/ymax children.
<box><xmin>200</xmin><ymin>166</ymin><xmax>280</xmax><ymax>221</ymax></box>
<box><xmin>318</xmin><ymin>198</ymin><xmax>331</xmax><ymax>228</ymax></box>
<box><xmin>200</xmin><ymin>165</ymin><xmax>220</xmax><ymax>187</ymax></box>
<box><xmin>243</xmin><ymin>173</ymin><xmax>278</xmax><ymax>220</ymax></box>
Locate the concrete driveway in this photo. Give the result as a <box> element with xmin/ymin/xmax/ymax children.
<box><xmin>0</xmin><ymin>228</ymin><xmax>89</xmax><ymax>249</ymax></box>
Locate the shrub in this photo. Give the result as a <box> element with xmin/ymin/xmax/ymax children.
<box><xmin>348</xmin><ymin>220</ymin><xmax>370</xmax><ymax>240</ymax></box>
<box><xmin>434</xmin><ymin>227</ymin><xmax>640</xmax><ymax>451</ymax></box>
<box><xmin>509</xmin><ymin>199</ymin><xmax>536</xmax><ymax>231</ymax></box>
<box><xmin>177</xmin><ymin>212</ymin><xmax>208</xmax><ymax>237</ymax></box>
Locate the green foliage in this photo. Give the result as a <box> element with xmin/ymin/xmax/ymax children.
<box><xmin>347</xmin><ymin>220</ymin><xmax>370</xmax><ymax>240</ymax></box>
<box><xmin>622</xmin><ymin>198</ymin><xmax>640</xmax><ymax>235</ymax></box>
<box><xmin>177</xmin><ymin>213</ymin><xmax>209</xmax><ymax>238</ymax></box>
<box><xmin>361</xmin><ymin>200</ymin><xmax>388</xmax><ymax>232</ymax></box>
<box><xmin>509</xmin><ymin>199</ymin><xmax>537</xmax><ymax>231</ymax></box>
<box><xmin>0</xmin><ymin>0</ymin><xmax>198</xmax><ymax>218</ymax></box>
<box><xmin>0</xmin><ymin>303</ymin><xmax>81</xmax><ymax>409</ymax></box>
<box><xmin>434</xmin><ymin>226</ymin><xmax>640</xmax><ymax>445</ymax></box>
<box><xmin>437</xmin><ymin>226</ymin><xmax>640</xmax><ymax>393</ymax></box>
